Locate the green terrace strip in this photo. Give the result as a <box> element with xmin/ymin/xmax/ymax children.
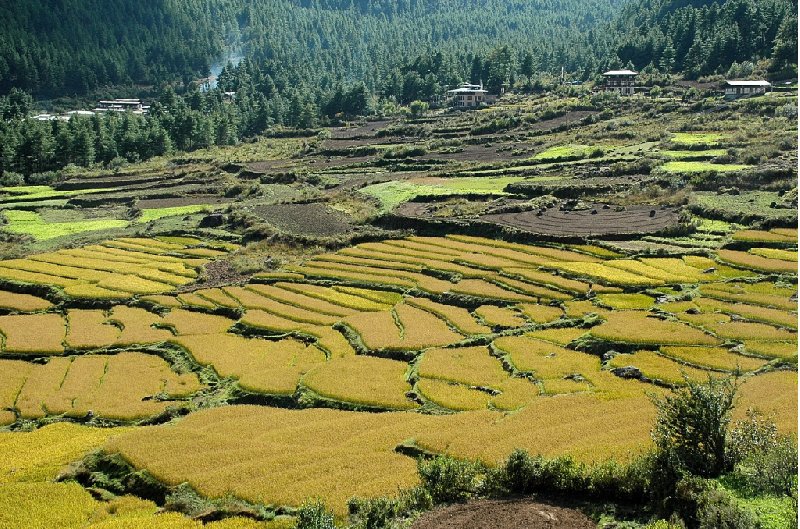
<box><xmin>0</xmin><ymin>185</ymin><xmax>108</xmax><ymax>204</ymax></box>
<box><xmin>1</xmin><ymin>210</ymin><xmax>129</xmax><ymax>240</ymax></box>
<box><xmin>669</xmin><ymin>132</ymin><xmax>728</xmax><ymax>146</ymax></box>
<box><xmin>660</xmin><ymin>161</ymin><xmax>751</xmax><ymax>173</ymax></box>
<box><xmin>137</xmin><ymin>204</ymin><xmax>217</xmax><ymax>223</ymax></box>
<box><xmin>660</xmin><ymin>149</ymin><xmax>728</xmax><ymax>159</ymax></box>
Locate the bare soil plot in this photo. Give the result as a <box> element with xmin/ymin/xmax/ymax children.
<box><xmin>412</xmin><ymin>498</ymin><xmax>596</xmax><ymax>529</ymax></box>
<box><xmin>136</xmin><ymin>196</ymin><xmax>233</xmax><ymax>209</ymax></box>
<box><xmin>328</xmin><ymin>120</ymin><xmax>391</xmax><ymax>139</ymax></box>
<box><xmin>480</xmin><ymin>204</ymin><xmax>680</xmax><ymax>237</ymax></box>
<box><xmin>251</xmin><ymin>203</ymin><xmax>353</xmax><ymax>236</ymax></box>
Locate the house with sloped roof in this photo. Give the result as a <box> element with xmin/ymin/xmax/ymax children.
<box><xmin>723</xmin><ymin>80</ymin><xmax>771</xmax><ymax>99</ymax></box>
<box><xmin>603</xmin><ymin>69</ymin><xmax>637</xmax><ymax>95</ymax></box>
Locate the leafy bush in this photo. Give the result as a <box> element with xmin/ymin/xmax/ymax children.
<box><xmin>486</xmin><ymin>449</ymin><xmax>582</xmax><ymax>495</ymax></box>
<box><xmin>348</xmin><ymin>486</ymin><xmax>432</xmax><ymax>529</ymax></box>
<box><xmin>651</xmin><ymin>376</ymin><xmax>737</xmax><ymax>481</ymax></box>
<box><xmin>296</xmin><ymin>500</ymin><xmax>336</xmax><ymax>529</ymax></box>
<box><xmin>417</xmin><ymin>455</ymin><xmax>481</xmax><ymax>504</ymax></box>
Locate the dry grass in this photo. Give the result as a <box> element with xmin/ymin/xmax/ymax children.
<box><xmin>302</xmin><ymin>356</ymin><xmax>416</xmax><ymax>410</ymax></box>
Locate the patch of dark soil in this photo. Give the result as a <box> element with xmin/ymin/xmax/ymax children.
<box><xmin>526</xmin><ymin>110</ymin><xmax>598</xmax><ymax>132</ymax></box>
<box><xmin>480</xmin><ymin>204</ymin><xmax>681</xmax><ymax>237</ymax></box>
<box><xmin>243</xmin><ymin>160</ymin><xmax>296</xmax><ymax>174</ymax></box>
<box><xmin>251</xmin><ymin>203</ymin><xmax>354</xmax><ymax>236</ymax></box>
<box><xmin>421</xmin><ymin>144</ymin><xmax>532</xmax><ymax>164</ymax></box>
<box><xmin>137</xmin><ymin>196</ymin><xmax>233</xmax><ymax>209</ymax></box>
<box><xmin>411</xmin><ymin>498</ymin><xmax>596</xmax><ymax>529</ymax></box>
<box><xmin>328</xmin><ymin>120</ymin><xmax>392</xmax><ymax>139</ymax></box>
<box><xmin>184</xmin><ymin>259</ymin><xmax>250</xmax><ymax>291</ymax></box>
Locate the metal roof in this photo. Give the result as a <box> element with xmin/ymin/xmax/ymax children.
<box><xmin>447</xmin><ymin>87</ymin><xmax>488</xmax><ymax>94</ymax></box>
<box><xmin>603</xmin><ymin>69</ymin><xmax>638</xmax><ymax>76</ymax></box>
<box><xmin>725</xmin><ymin>80</ymin><xmax>771</xmax><ymax>86</ymax></box>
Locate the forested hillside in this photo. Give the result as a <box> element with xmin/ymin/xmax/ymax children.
<box><xmin>0</xmin><ymin>0</ymin><xmax>229</xmax><ymax>95</ymax></box>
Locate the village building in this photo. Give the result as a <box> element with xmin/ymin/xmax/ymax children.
<box><xmin>723</xmin><ymin>80</ymin><xmax>771</xmax><ymax>99</ymax></box>
<box><xmin>94</xmin><ymin>99</ymin><xmax>149</xmax><ymax>114</ymax></box>
<box><xmin>602</xmin><ymin>69</ymin><xmax>637</xmax><ymax>95</ymax></box>
<box><xmin>447</xmin><ymin>83</ymin><xmax>490</xmax><ymax>108</ymax></box>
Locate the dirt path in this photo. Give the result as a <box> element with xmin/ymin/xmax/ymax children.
<box><xmin>411</xmin><ymin>498</ymin><xmax>597</xmax><ymax>529</ymax></box>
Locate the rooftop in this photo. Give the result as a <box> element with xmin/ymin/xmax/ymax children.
<box><xmin>725</xmin><ymin>80</ymin><xmax>771</xmax><ymax>86</ymax></box>
<box><xmin>603</xmin><ymin>69</ymin><xmax>638</xmax><ymax>76</ymax></box>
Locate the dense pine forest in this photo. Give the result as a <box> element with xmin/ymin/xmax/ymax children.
<box><xmin>0</xmin><ymin>0</ymin><xmax>796</xmax><ymax>180</ymax></box>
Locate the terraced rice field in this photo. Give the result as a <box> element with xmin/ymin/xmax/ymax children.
<box><xmin>1</xmin><ymin>232</ymin><xmax>796</xmax><ymax>521</ymax></box>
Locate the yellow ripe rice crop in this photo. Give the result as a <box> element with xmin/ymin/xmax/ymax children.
<box><xmin>563</xmin><ymin>300</ymin><xmax>613</xmax><ymax>319</ymax></box>
<box><xmin>63</xmin><ymin>284</ymin><xmax>131</xmax><ymax>300</ymax></box>
<box><xmin>66</xmin><ymin>310</ymin><xmax>119</xmax><ymax>349</ymax></box>
<box><xmin>449</xmin><ymin>279</ymin><xmax>534</xmax><ymax>302</ymax></box>
<box><xmin>224</xmin><ymin>287</ymin><xmax>339</xmax><ymax>325</ymax></box>
<box><xmin>339</xmin><ymin>246</ymin><xmax>482</xmax><ymax>278</ymax></box>
<box><xmin>749</xmin><ymin>248</ymin><xmax>797</xmax><ymax>262</ymax></box>
<box><xmin>29</xmin><ymin>253</ymin><xmax>192</xmax><ymax>287</ymax></box>
<box><xmin>517</xmin><ymin>303</ymin><xmax>564</xmax><ymax>323</ymax></box>
<box><xmin>12</xmin><ymin>352</ymin><xmax>202</xmax><ymax>420</ymax></box>
<box><xmin>252</xmin><ymin>271</ymin><xmax>306</xmax><ymax>282</ymax></box>
<box><xmin>525</xmin><ymin>327</ymin><xmax>587</xmax><ymax>346</ymax></box>
<box><xmin>490</xmin><ymin>378</ymin><xmax>539</xmax><ymax>410</ymax></box>
<box><xmin>288</xmin><ymin>264</ymin><xmax>416</xmax><ymax>289</ymax></box>
<box><xmin>108</xmin><ymin>306</ymin><xmax>173</xmax><ymax>345</ymax></box>
<box><xmin>694</xmin><ymin>297</ymin><xmax>797</xmax><ymax>329</ymax></box>
<box><xmin>0</xmin><ymin>313</ymin><xmax>65</xmax><ymax>354</ymax></box>
<box><xmin>568</xmin><ymin>245</ymin><xmax>623</xmax><ymax>259</ymax></box>
<box><xmin>0</xmin><ymin>482</ymin><xmax>98</xmax><ymax>528</ymax></box>
<box><xmin>638</xmin><ymin>258</ymin><xmax>709</xmax><ymax>282</ymax></box>
<box><xmin>345</xmin><ymin>303</ymin><xmax>464</xmax><ymax>351</ymax></box>
<box><xmin>0</xmin><ymin>258</ymin><xmax>111</xmax><ymax>282</ymax></box>
<box><xmin>674</xmin><ymin>311</ymin><xmax>731</xmax><ymax>328</ymax></box>
<box><xmin>704</xmin><ymin>321</ymin><xmax>796</xmax><ymax>341</ymax></box>
<box><xmin>302</xmin><ymin>356</ymin><xmax>417</xmax><ymax>410</ymax></box>
<box><xmin>608</xmin><ymin>350</ymin><xmax>713</xmax><ymax>385</ymax></box>
<box><xmin>173</xmin><ymin>334</ymin><xmax>325</xmax><ymax>395</ymax></box>
<box><xmin>736</xmin><ymin>371</ymin><xmax>797</xmax><ymax>435</ymax></box>
<box><xmin>659</xmin><ymin>346</ymin><xmax>766</xmax><ymax>372</ymax></box>
<box><xmin>294</xmin><ymin>260</ymin><xmax>452</xmax><ymax>294</ymax></box>
<box><xmin>732</xmin><ymin>229</ymin><xmax>797</xmax><ymax>244</ymax></box>
<box><xmin>456</xmin><ymin>252</ymin><xmax>549</xmax><ymax>270</ymax></box>
<box><xmin>239</xmin><ymin>309</ymin><xmax>304</xmax><ymax>333</ymax></box>
<box><xmin>742</xmin><ymin>340</ymin><xmax>797</xmax><ymax>360</ymax></box>
<box><xmin>590</xmin><ymin>312</ymin><xmax>718</xmax><ymax>346</ymax></box>
<box><xmin>162</xmin><ymin>309</ymin><xmax>234</xmax><ymax>336</ymax></box>
<box><xmin>717</xmin><ymin>249</ymin><xmax>797</xmax><ymax>273</ymax></box>
<box><xmin>769</xmin><ymin>228</ymin><xmax>798</xmax><ymax>239</ymax></box>
<box><xmin>176</xmin><ymin>292</ymin><xmax>217</xmax><ymax>309</ymax></box>
<box><xmin>549</xmin><ymin>262</ymin><xmax>663</xmax><ymax>287</ymax></box>
<box><xmin>681</xmin><ymin>255</ymin><xmax>756</xmax><ymax>279</ymax></box>
<box><xmin>139</xmin><ymin>294</ymin><xmax>183</xmax><ymax>308</ymax></box>
<box><xmin>595</xmin><ymin>293</ymin><xmax>654</xmax><ymax>310</ymax></box>
<box><xmin>300</xmin><ymin>325</ymin><xmax>356</xmax><ymax>358</ymax></box>
<box><xmin>502</xmin><ymin>268</ymin><xmax>594</xmax><ymax>294</ymax></box>
<box><xmin>277</xmin><ymin>283</ymin><xmax>390</xmax><ymax>311</ymax></box>
<box><xmin>0</xmin><ymin>290</ymin><xmax>52</xmax><ymax>312</ymax></box>
<box><xmin>417</xmin><ymin>378</ymin><xmax>491</xmax><ymax>411</ymax></box>
<box><xmin>313</xmin><ymin>253</ymin><xmax>422</xmax><ymax>273</ymax></box>
<box><xmin>0</xmin><ymin>266</ymin><xmax>80</xmax><ymax>288</ymax></box>
<box><xmin>180</xmin><ymin>247</ymin><xmax>227</xmax><ymax>258</ymax></box>
<box><xmin>0</xmin><ymin>359</ymin><xmax>33</xmax><ymax>420</ymax></box>
<box><xmin>493</xmin><ymin>336</ymin><xmax>599</xmax><ymax>380</ymax></box>
<box><xmin>0</xmin><ymin>422</ymin><xmax>127</xmax><ymax>483</ymax></box>
<box><xmin>490</xmin><ymin>276</ymin><xmax>572</xmax><ymax>301</ymax></box>
<box><xmin>417</xmin><ymin>346</ymin><xmax>509</xmax><ymax>388</ymax></box>
<box><xmin>247</xmin><ymin>284</ymin><xmax>357</xmax><ymax>317</ymax></box>
<box><xmin>97</xmin><ymin>274</ymin><xmax>175</xmax><ymax>295</ymax></box>
<box><xmin>333</xmin><ymin>286</ymin><xmax>404</xmax><ymax>306</ymax></box>
<box><xmin>406</xmin><ymin>297</ymin><xmax>490</xmax><ymax>335</ymax></box>
<box><xmin>541</xmin><ymin>378</ymin><xmax>592</xmax><ymax>395</ymax></box>
<box><xmin>474</xmin><ymin>305</ymin><xmax>526</xmax><ymax>328</ymax></box>
<box><xmin>444</xmin><ymin>235</ymin><xmax>601</xmax><ymax>263</ymax></box>
<box><xmin>700</xmin><ymin>282</ymin><xmax>797</xmax><ymax>311</ymax></box>
<box><xmin>105</xmin><ymin>406</ymin><xmax>434</xmax><ymax>517</ymax></box>
<box><xmin>193</xmin><ymin>288</ymin><xmax>241</xmax><ymax>309</ymax></box>
<box><xmin>604</xmin><ymin>259</ymin><xmax>700</xmax><ymax>283</ymax></box>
